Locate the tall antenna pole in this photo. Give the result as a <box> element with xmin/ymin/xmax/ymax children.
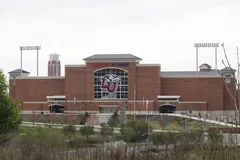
<box><xmin>215</xmin><ymin>46</ymin><xmax>218</xmax><ymax>70</ymax></box>
<box><xmin>20</xmin><ymin>48</ymin><xmax>23</xmax><ymax>76</ymax></box>
<box><xmin>236</xmin><ymin>47</ymin><xmax>240</xmax><ymax>124</ymax></box>
<box><xmin>134</xmin><ymin>84</ymin><xmax>136</xmax><ymax>120</ymax></box>
<box><xmin>196</xmin><ymin>46</ymin><xmax>199</xmax><ymax>76</ymax></box>
<box><xmin>237</xmin><ymin>47</ymin><xmax>240</xmax><ymax>85</ymax></box>
<box><xmin>37</xmin><ymin>48</ymin><xmax>39</xmax><ymax>77</ymax></box>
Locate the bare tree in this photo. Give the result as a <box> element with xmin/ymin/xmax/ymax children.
<box><xmin>221</xmin><ymin>43</ymin><xmax>240</xmax><ymax>124</ymax></box>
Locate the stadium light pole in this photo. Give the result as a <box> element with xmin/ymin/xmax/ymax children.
<box><xmin>194</xmin><ymin>43</ymin><xmax>219</xmax><ymax>75</ymax></box>
<box><xmin>20</xmin><ymin>46</ymin><xmax>41</xmax><ymax>77</ymax></box>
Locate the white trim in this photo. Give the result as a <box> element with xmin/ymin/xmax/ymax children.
<box><xmin>158</xmin><ymin>100</ymin><xmax>179</xmax><ymax>102</ymax></box>
<box><xmin>137</xmin><ymin>64</ymin><xmax>160</xmax><ymax>67</ymax></box>
<box><xmin>48</xmin><ymin>101</ymin><xmax>65</xmax><ymax>103</ymax></box>
<box><xmin>13</xmin><ymin>76</ymin><xmax>65</xmax><ymax>79</ymax></box>
<box><xmin>23</xmin><ymin>101</ymin><xmax>48</xmax><ymax>104</ymax></box>
<box><xmin>157</xmin><ymin>95</ymin><xmax>181</xmax><ymax>99</ymax></box>
<box><xmin>65</xmin><ymin>65</ymin><xmax>86</xmax><ymax>67</ymax></box>
<box><xmin>159</xmin><ymin>104</ymin><xmax>176</xmax><ymax>106</ymax></box>
<box><xmin>94</xmin><ymin>67</ymin><xmax>129</xmax><ymax>73</ymax></box>
<box><xmin>49</xmin><ymin>104</ymin><xmax>64</xmax><ymax>106</ymax></box>
<box><xmin>46</xmin><ymin>95</ymin><xmax>66</xmax><ymax>99</ymax></box>
<box><xmin>178</xmin><ymin>101</ymin><xmax>207</xmax><ymax>104</ymax></box>
<box><xmin>85</xmin><ymin>59</ymin><xmax>141</xmax><ymax>63</ymax></box>
<box><xmin>64</xmin><ymin>111</ymin><xmax>99</xmax><ymax>114</ymax></box>
<box><xmin>67</xmin><ymin>100</ymin><xmax>154</xmax><ymax>103</ymax></box>
<box><xmin>99</xmin><ymin>105</ymin><xmax>118</xmax><ymax>108</ymax></box>
<box><xmin>161</xmin><ymin>76</ymin><xmax>221</xmax><ymax>78</ymax></box>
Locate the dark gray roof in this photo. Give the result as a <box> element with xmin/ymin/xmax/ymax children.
<box><xmin>199</xmin><ymin>63</ymin><xmax>212</xmax><ymax>69</ymax></box>
<box><xmin>8</xmin><ymin>69</ymin><xmax>30</xmax><ymax>74</ymax></box>
<box><xmin>83</xmin><ymin>54</ymin><xmax>142</xmax><ymax>61</ymax></box>
<box><xmin>161</xmin><ymin>70</ymin><xmax>221</xmax><ymax>78</ymax></box>
<box><xmin>220</xmin><ymin>67</ymin><xmax>236</xmax><ymax>72</ymax></box>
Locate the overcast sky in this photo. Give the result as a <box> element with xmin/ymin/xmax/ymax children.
<box><xmin>1</xmin><ymin>0</ymin><xmax>240</xmax><ymax>77</ymax></box>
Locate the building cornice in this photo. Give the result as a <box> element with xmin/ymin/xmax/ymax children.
<box><xmin>137</xmin><ymin>64</ymin><xmax>161</xmax><ymax>67</ymax></box>
<box><xmin>85</xmin><ymin>59</ymin><xmax>141</xmax><ymax>63</ymax></box>
<box><xmin>65</xmin><ymin>65</ymin><xmax>86</xmax><ymax>67</ymax></box>
<box><xmin>10</xmin><ymin>76</ymin><xmax>65</xmax><ymax>80</ymax></box>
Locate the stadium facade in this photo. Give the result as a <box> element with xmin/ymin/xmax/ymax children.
<box><xmin>9</xmin><ymin>54</ymin><xmax>237</xmax><ymax>120</ymax></box>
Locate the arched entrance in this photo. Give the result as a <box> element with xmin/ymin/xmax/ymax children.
<box><xmin>49</xmin><ymin>104</ymin><xmax>64</xmax><ymax>113</ymax></box>
<box><xmin>159</xmin><ymin>104</ymin><xmax>176</xmax><ymax>113</ymax></box>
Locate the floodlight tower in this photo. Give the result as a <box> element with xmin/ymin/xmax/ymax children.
<box><xmin>194</xmin><ymin>43</ymin><xmax>219</xmax><ymax>75</ymax></box>
<box><xmin>20</xmin><ymin>46</ymin><xmax>41</xmax><ymax>76</ymax></box>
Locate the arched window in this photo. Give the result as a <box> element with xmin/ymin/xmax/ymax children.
<box><xmin>94</xmin><ymin>68</ymin><xmax>128</xmax><ymax>99</ymax></box>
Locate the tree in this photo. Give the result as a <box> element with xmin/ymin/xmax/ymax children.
<box><xmin>62</xmin><ymin>125</ymin><xmax>76</xmax><ymax>137</ymax></box>
<box><xmin>80</xmin><ymin>125</ymin><xmax>94</xmax><ymax>139</ymax></box>
<box><xmin>120</xmin><ymin>120</ymin><xmax>150</xmax><ymax>142</ymax></box>
<box><xmin>0</xmin><ymin>70</ymin><xmax>22</xmax><ymax>143</ymax></box>
<box><xmin>108</xmin><ymin>112</ymin><xmax>120</xmax><ymax>127</ymax></box>
<box><xmin>100</xmin><ymin>125</ymin><xmax>114</xmax><ymax>142</ymax></box>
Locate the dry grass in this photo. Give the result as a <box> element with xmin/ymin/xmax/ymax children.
<box><xmin>1</xmin><ymin>126</ymin><xmax>240</xmax><ymax>160</ymax></box>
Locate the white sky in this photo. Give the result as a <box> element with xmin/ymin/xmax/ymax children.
<box><xmin>1</xmin><ymin>0</ymin><xmax>240</xmax><ymax>77</ymax></box>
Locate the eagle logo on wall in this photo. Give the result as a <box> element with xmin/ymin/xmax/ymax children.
<box><xmin>100</xmin><ymin>74</ymin><xmax>121</xmax><ymax>94</ymax></box>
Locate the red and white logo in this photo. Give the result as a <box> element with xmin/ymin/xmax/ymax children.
<box><xmin>100</xmin><ymin>74</ymin><xmax>121</xmax><ymax>93</ymax></box>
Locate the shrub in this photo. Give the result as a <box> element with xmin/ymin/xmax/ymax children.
<box><xmin>208</xmin><ymin>130</ymin><xmax>223</xmax><ymax>145</ymax></box>
<box><xmin>120</xmin><ymin>120</ymin><xmax>151</xmax><ymax>143</ymax></box>
<box><xmin>108</xmin><ymin>113</ymin><xmax>120</xmax><ymax>127</ymax></box>
<box><xmin>151</xmin><ymin>132</ymin><xmax>179</xmax><ymax>145</ymax></box>
<box><xmin>62</xmin><ymin>125</ymin><xmax>76</xmax><ymax>136</ymax></box>
<box><xmin>100</xmin><ymin>125</ymin><xmax>114</xmax><ymax>142</ymax></box>
<box><xmin>80</xmin><ymin>125</ymin><xmax>94</xmax><ymax>139</ymax></box>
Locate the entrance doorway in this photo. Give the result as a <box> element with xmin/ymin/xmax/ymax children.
<box><xmin>49</xmin><ymin>104</ymin><xmax>64</xmax><ymax>113</ymax></box>
<box><xmin>159</xmin><ymin>104</ymin><xmax>176</xmax><ymax>113</ymax></box>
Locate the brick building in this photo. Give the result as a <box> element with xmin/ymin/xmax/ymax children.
<box><xmin>9</xmin><ymin>54</ymin><xmax>237</xmax><ymax>120</ymax></box>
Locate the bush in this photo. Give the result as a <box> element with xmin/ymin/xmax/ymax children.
<box><xmin>208</xmin><ymin>130</ymin><xmax>223</xmax><ymax>144</ymax></box>
<box><xmin>120</xmin><ymin>120</ymin><xmax>152</xmax><ymax>143</ymax></box>
<box><xmin>151</xmin><ymin>132</ymin><xmax>179</xmax><ymax>145</ymax></box>
<box><xmin>62</xmin><ymin>125</ymin><xmax>76</xmax><ymax>136</ymax></box>
<box><xmin>80</xmin><ymin>125</ymin><xmax>94</xmax><ymax>139</ymax></box>
<box><xmin>108</xmin><ymin>113</ymin><xmax>120</xmax><ymax>127</ymax></box>
<box><xmin>100</xmin><ymin>125</ymin><xmax>114</xmax><ymax>141</ymax></box>
<box><xmin>151</xmin><ymin>130</ymin><xmax>204</xmax><ymax>147</ymax></box>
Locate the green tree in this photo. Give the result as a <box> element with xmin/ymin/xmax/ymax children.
<box><xmin>80</xmin><ymin>125</ymin><xmax>94</xmax><ymax>139</ymax></box>
<box><xmin>0</xmin><ymin>70</ymin><xmax>22</xmax><ymax>143</ymax></box>
<box><xmin>100</xmin><ymin>125</ymin><xmax>114</xmax><ymax>142</ymax></box>
<box><xmin>108</xmin><ymin>112</ymin><xmax>120</xmax><ymax>127</ymax></box>
<box><xmin>62</xmin><ymin>125</ymin><xmax>76</xmax><ymax>137</ymax></box>
<box><xmin>120</xmin><ymin>120</ymin><xmax>150</xmax><ymax>142</ymax></box>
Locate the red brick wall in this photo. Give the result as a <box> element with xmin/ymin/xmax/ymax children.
<box><xmin>66</xmin><ymin>101</ymin><xmax>154</xmax><ymax>112</ymax></box>
<box><xmin>9</xmin><ymin>78</ymin><xmax>65</xmax><ymax>103</ymax></box>
<box><xmin>65</xmin><ymin>66</ymin><xmax>86</xmax><ymax>100</ymax></box>
<box><xmin>22</xmin><ymin>103</ymin><xmax>48</xmax><ymax>111</ymax></box>
<box><xmin>161</xmin><ymin>78</ymin><xmax>224</xmax><ymax>110</ymax></box>
<box><xmin>136</xmin><ymin>66</ymin><xmax>161</xmax><ymax>110</ymax></box>
<box><xmin>223</xmin><ymin>78</ymin><xmax>237</xmax><ymax>110</ymax></box>
<box><xmin>9</xmin><ymin>63</ymin><xmax>235</xmax><ymax>112</ymax></box>
<box><xmin>177</xmin><ymin>103</ymin><xmax>207</xmax><ymax>111</ymax></box>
